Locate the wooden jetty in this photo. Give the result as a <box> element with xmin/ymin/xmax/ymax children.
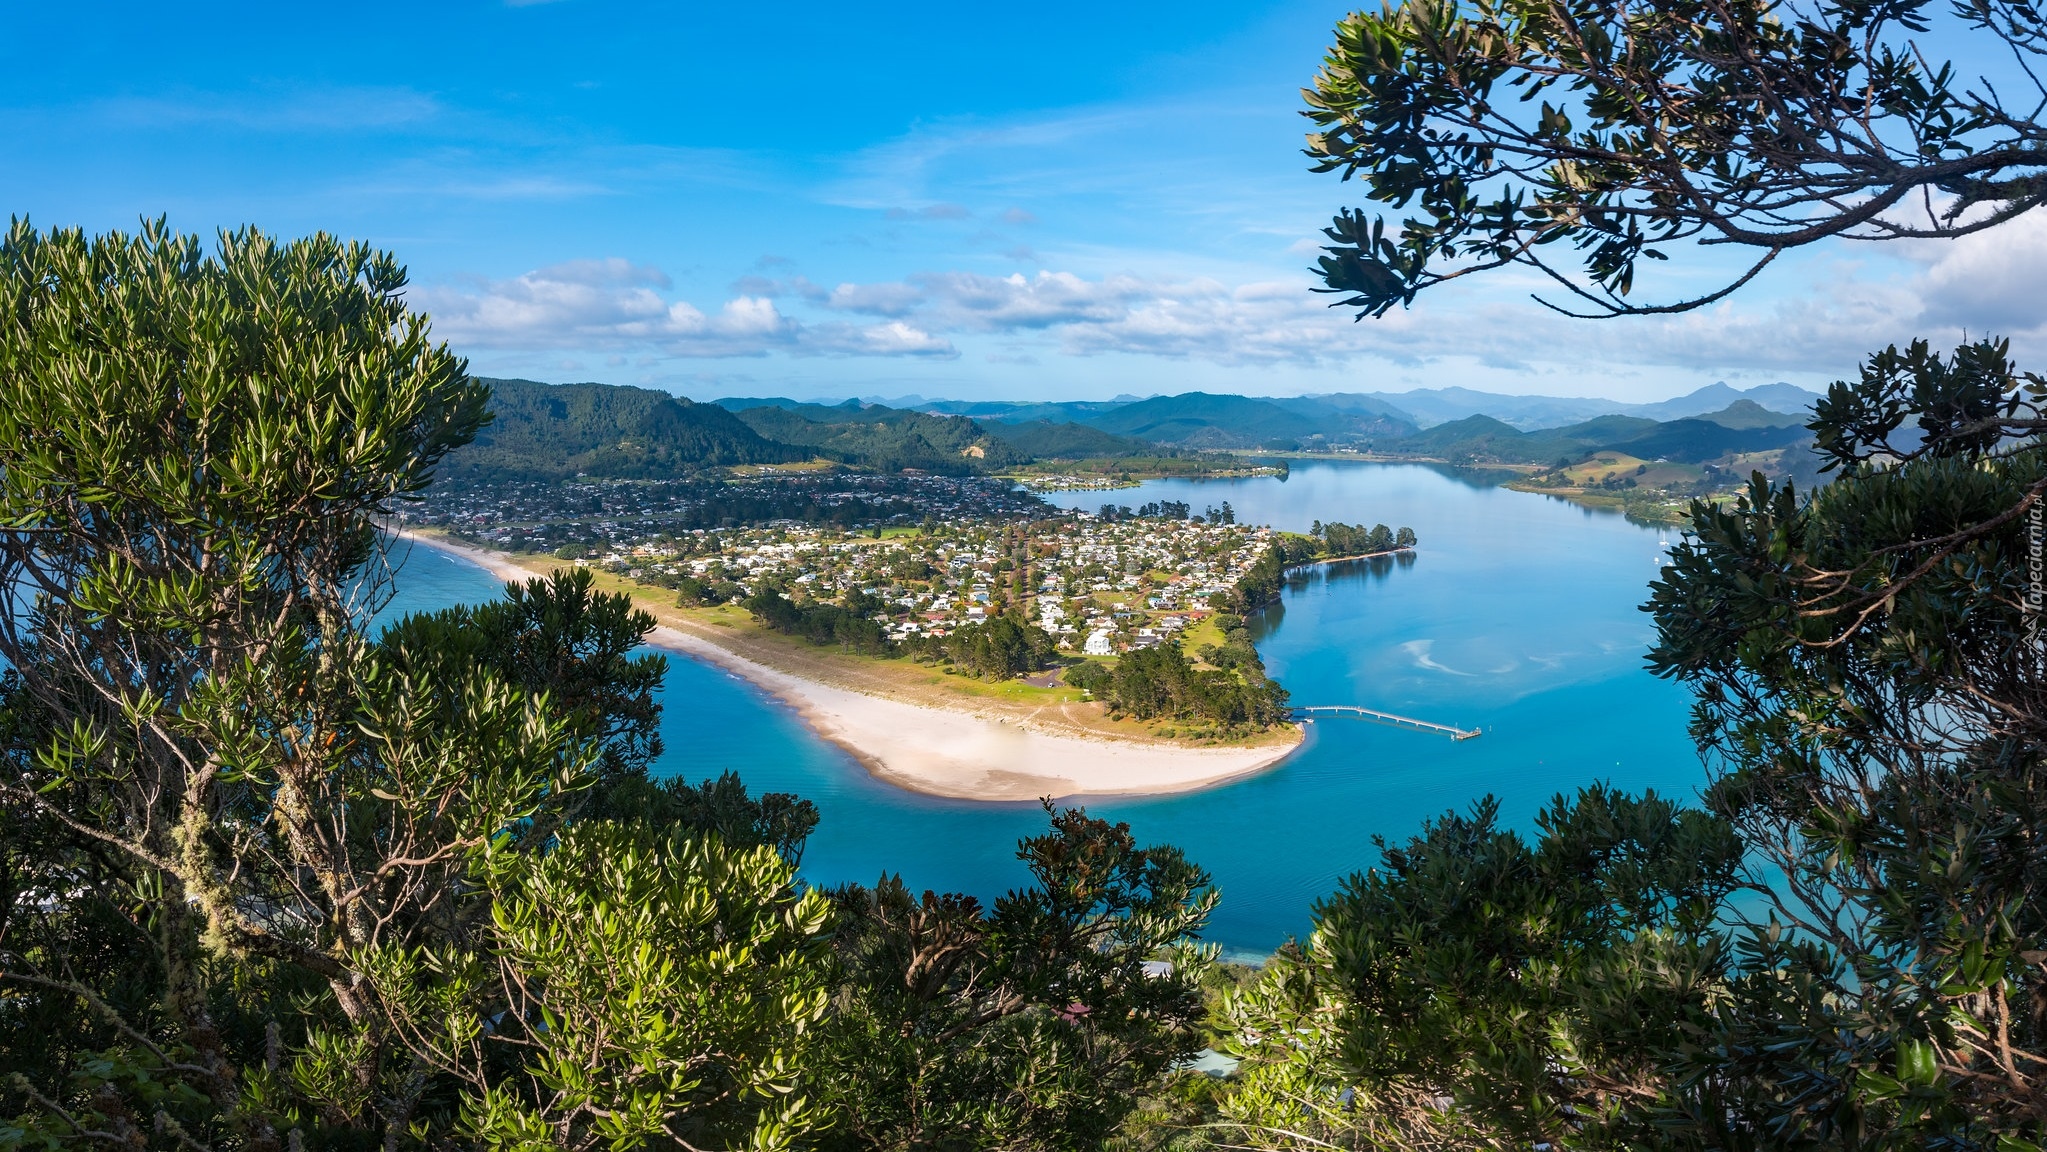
<box><xmin>1294</xmin><ymin>705</ymin><xmax>1482</xmax><ymax>741</ymax></box>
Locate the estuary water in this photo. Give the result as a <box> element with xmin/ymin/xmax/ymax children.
<box><xmin>385</xmin><ymin>461</ymin><xmax>1705</xmax><ymax>954</ymax></box>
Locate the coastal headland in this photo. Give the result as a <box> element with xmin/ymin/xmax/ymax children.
<box><xmin>394</xmin><ymin>530</ymin><xmax>1303</xmax><ymax>801</ymax></box>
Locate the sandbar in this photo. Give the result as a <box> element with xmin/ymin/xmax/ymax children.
<box><xmin>390</xmin><ymin>531</ymin><xmax>1303</xmax><ymax>802</ymax></box>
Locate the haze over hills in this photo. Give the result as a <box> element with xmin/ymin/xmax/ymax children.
<box><xmin>1328</xmin><ymin>381</ymin><xmax>1825</xmax><ymax>430</ymax></box>
<box><xmin>843</xmin><ymin>381</ymin><xmax>1826</xmax><ymax>434</ymax></box>
<box><xmin>443</xmin><ymin>377</ymin><xmax>1827</xmax><ymax>483</ymax></box>
<box><xmin>1077</xmin><ymin>392</ymin><xmax>1413</xmax><ymax>447</ymax></box>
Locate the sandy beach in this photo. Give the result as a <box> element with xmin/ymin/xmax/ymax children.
<box><xmin>391</xmin><ymin>530</ymin><xmax>1302</xmax><ymax>801</ymax></box>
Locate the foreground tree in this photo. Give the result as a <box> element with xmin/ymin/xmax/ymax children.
<box><xmin>816</xmin><ymin>804</ymin><xmax>1218</xmax><ymax>1150</ymax></box>
<box><xmin>1641</xmin><ymin>338</ymin><xmax>2047</xmax><ymax>1144</ymax></box>
<box><xmin>0</xmin><ymin>221</ymin><xmax>829</xmax><ymax>1149</ymax></box>
<box><xmin>1219</xmin><ymin>787</ymin><xmax>1740</xmax><ymax>1150</ymax></box>
<box><xmin>1302</xmin><ymin>0</ymin><xmax>2047</xmax><ymax>316</ymax></box>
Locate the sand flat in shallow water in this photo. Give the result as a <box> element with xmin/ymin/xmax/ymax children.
<box><xmin>396</xmin><ymin>532</ymin><xmax>1301</xmax><ymax>801</ymax></box>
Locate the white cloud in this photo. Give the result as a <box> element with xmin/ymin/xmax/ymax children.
<box><xmin>822</xmin><ymin>281</ymin><xmax>926</xmax><ymax>316</ymax></box>
<box><xmin>419</xmin><ymin>261</ymin><xmax>957</xmax><ymax>360</ymax></box>
<box><xmin>914</xmin><ymin>270</ymin><xmax>1152</xmax><ymax>329</ymax></box>
<box><xmin>1911</xmin><ymin>212</ymin><xmax>2047</xmax><ymax>338</ymax></box>
<box><xmin>421</xmin><ymin>214</ymin><xmax>2047</xmax><ymax>381</ymax></box>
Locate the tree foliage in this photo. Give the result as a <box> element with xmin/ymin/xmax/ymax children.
<box><xmin>905</xmin><ymin>616</ymin><xmax>1061</xmax><ymax>680</ymax></box>
<box><xmin>1219</xmin><ymin>787</ymin><xmax>1739</xmax><ymax>1151</ymax></box>
<box><xmin>1308</xmin><ymin>522</ymin><xmax>1411</xmax><ymax>557</ymax></box>
<box><xmin>0</xmin><ymin>222</ymin><xmax>830</xmax><ymax>1151</ymax></box>
<box><xmin>1639</xmin><ymin>337</ymin><xmax>2047</xmax><ymax>1146</ymax></box>
<box><xmin>815</xmin><ymin>804</ymin><xmax>1218</xmax><ymax>1150</ymax></box>
<box><xmin>1070</xmin><ymin>639</ymin><xmax>1291</xmax><ymax>731</ymax></box>
<box><xmin>1303</xmin><ymin>0</ymin><xmax>2047</xmax><ymax>316</ymax></box>
<box><xmin>743</xmin><ymin>588</ymin><xmax>892</xmax><ymax>654</ymax></box>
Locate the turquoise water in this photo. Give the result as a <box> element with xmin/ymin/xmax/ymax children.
<box><xmin>383</xmin><ymin>462</ymin><xmax>1704</xmax><ymax>954</ymax></box>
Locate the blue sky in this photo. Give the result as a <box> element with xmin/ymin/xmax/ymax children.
<box><xmin>8</xmin><ymin>1</ymin><xmax>2039</xmax><ymax>402</ymax></box>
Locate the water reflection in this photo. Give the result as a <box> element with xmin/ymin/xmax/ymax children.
<box><xmin>1315</xmin><ymin>551</ymin><xmax>1413</xmax><ymax>588</ymax></box>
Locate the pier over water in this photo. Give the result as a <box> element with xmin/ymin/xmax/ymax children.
<box><xmin>1293</xmin><ymin>704</ymin><xmax>1483</xmax><ymax>741</ymax></box>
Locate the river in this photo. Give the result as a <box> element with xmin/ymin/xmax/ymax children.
<box><xmin>385</xmin><ymin>461</ymin><xmax>1706</xmax><ymax>955</ymax></box>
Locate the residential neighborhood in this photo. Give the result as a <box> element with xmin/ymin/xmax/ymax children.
<box><xmin>413</xmin><ymin>474</ymin><xmax>1277</xmax><ymax>655</ymax></box>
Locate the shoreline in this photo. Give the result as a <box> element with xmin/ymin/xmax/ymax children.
<box><xmin>389</xmin><ymin>529</ymin><xmax>1303</xmax><ymax>802</ymax></box>
<box><xmin>1286</xmin><ymin>546</ymin><xmax>1415</xmax><ymax>571</ymax></box>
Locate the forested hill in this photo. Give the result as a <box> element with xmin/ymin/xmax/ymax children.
<box><xmin>446</xmin><ymin>380</ymin><xmax>1249</xmax><ymax>481</ymax></box>
<box><xmin>724</xmin><ymin>400</ymin><xmax>1020</xmax><ymax>475</ymax></box>
<box><xmin>1078</xmin><ymin>391</ymin><xmax>1416</xmax><ymax>449</ymax></box>
<box><xmin>1382</xmin><ymin>404</ymin><xmax>1815</xmax><ymax>466</ymax></box>
<box><xmin>446</xmin><ymin>377</ymin><xmax>804</xmax><ymax>479</ymax></box>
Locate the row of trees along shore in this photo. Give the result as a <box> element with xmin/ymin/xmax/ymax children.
<box><xmin>13</xmin><ymin>0</ymin><xmax>2047</xmax><ymax>1141</ymax></box>
<box><xmin>1221</xmin><ymin>522</ymin><xmax>1418</xmax><ymax>617</ymax></box>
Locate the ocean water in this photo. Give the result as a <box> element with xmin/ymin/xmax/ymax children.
<box><xmin>382</xmin><ymin>462</ymin><xmax>1705</xmax><ymax>954</ymax></box>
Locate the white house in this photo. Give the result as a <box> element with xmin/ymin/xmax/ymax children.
<box><xmin>1083</xmin><ymin>629</ymin><xmax>1114</xmax><ymax>656</ymax></box>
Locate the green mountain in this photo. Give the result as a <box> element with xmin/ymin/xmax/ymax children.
<box><xmin>1693</xmin><ymin>399</ymin><xmax>1807</xmax><ymax>430</ymax></box>
<box><xmin>1545</xmin><ymin>414</ymin><xmax>1664</xmax><ymax>442</ymax></box>
<box><xmin>980</xmin><ymin>419</ymin><xmax>1178</xmax><ymax>459</ymax></box>
<box><xmin>1268</xmin><ymin>394</ymin><xmax>1421</xmax><ymax>435</ymax></box>
<box><xmin>1077</xmin><ymin>392</ymin><xmax>1325</xmax><ymax>449</ymax></box>
<box><xmin>730</xmin><ymin>401</ymin><xmax>1021</xmax><ymax>474</ymax></box>
<box><xmin>1386</xmin><ymin>415</ymin><xmax>1591</xmax><ymax>465</ymax></box>
<box><xmin>1382</xmin><ymin>410</ymin><xmax>1812</xmax><ymax>466</ymax></box>
<box><xmin>446</xmin><ymin>378</ymin><xmax>803</xmax><ymax>480</ymax></box>
<box><xmin>1609</xmin><ymin>416</ymin><xmax>1809</xmax><ymax>463</ymax></box>
<box><xmin>450</xmin><ymin>381</ymin><xmax>1822</xmax><ymax>481</ymax></box>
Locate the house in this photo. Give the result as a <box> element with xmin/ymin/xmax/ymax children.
<box><xmin>1084</xmin><ymin>630</ymin><xmax>1113</xmax><ymax>656</ymax></box>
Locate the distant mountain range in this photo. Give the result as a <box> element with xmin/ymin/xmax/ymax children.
<box><xmin>1386</xmin><ymin>401</ymin><xmax>1812</xmax><ymax>466</ymax></box>
<box><xmin>445</xmin><ymin>381</ymin><xmax>1189</xmax><ymax>481</ymax></box>
<box><xmin>1347</xmin><ymin>381</ymin><xmax>1823</xmax><ymax>430</ymax></box>
<box><xmin>444</xmin><ymin>377</ymin><xmax>1826</xmax><ymax>482</ymax></box>
<box><xmin>824</xmin><ymin>382</ymin><xmax>1824</xmax><ymax>440</ymax></box>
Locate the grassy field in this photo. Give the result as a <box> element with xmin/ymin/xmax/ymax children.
<box><xmin>1503</xmin><ymin>452</ymin><xmax>1714</xmax><ymax>523</ymax></box>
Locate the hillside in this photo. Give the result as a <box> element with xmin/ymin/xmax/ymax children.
<box><xmin>445</xmin><ymin>377</ymin><xmax>804</xmax><ymax>480</ymax></box>
<box><xmin>1081</xmin><ymin>392</ymin><xmax>1319</xmax><ymax>448</ymax></box>
<box><xmin>1384</xmin><ymin>415</ymin><xmax>1592</xmax><ymax>465</ymax></box>
<box><xmin>1078</xmin><ymin>392</ymin><xmax>1330</xmax><ymax>449</ymax></box>
<box><xmin>730</xmin><ymin>401</ymin><xmax>1021</xmax><ymax>474</ymax></box>
<box><xmin>1365</xmin><ymin>388</ymin><xmax>1630</xmax><ymax>430</ymax></box>
<box><xmin>1610</xmin><ymin>415</ymin><xmax>1810</xmax><ymax>463</ymax></box>
<box><xmin>1383</xmin><ymin>408</ymin><xmax>1813</xmax><ymax>466</ymax></box>
<box><xmin>919</xmin><ymin>398</ymin><xmax>1128</xmax><ymax>425</ymax></box>
<box><xmin>1270</xmin><ymin>393</ymin><xmax>1420</xmax><ymax>427</ymax></box>
<box><xmin>980</xmin><ymin>419</ymin><xmax>1178</xmax><ymax>459</ymax></box>
<box><xmin>1545</xmin><ymin>414</ymin><xmax>1664</xmax><ymax>442</ymax></box>
<box><xmin>1692</xmin><ymin>398</ymin><xmax>1807</xmax><ymax>429</ymax></box>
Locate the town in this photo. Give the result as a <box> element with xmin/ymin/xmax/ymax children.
<box><xmin>406</xmin><ymin>474</ymin><xmax>1280</xmax><ymax>657</ymax></box>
